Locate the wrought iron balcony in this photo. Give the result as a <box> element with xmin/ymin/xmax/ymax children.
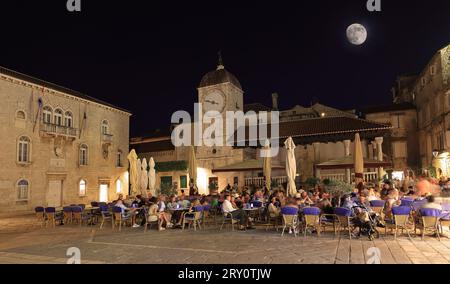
<box><xmin>40</xmin><ymin>122</ymin><xmax>77</xmax><ymax>139</ymax></box>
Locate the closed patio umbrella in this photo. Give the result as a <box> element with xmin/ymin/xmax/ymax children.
<box><xmin>127</xmin><ymin>149</ymin><xmax>139</xmax><ymax>196</ymax></box>
<box><xmin>140</xmin><ymin>158</ymin><xmax>149</xmax><ymax>196</ymax></box>
<box><xmin>285</xmin><ymin>137</ymin><xmax>297</xmax><ymax>196</ymax></box>
<box><xmin>354</xmin><ymin>133</ymin><xmax>364</xmax><ymax>185</ymax></box>
<box><xmin>148</xmin><ymin>157</ymin><xmax>156</xmax><ymax>197</ymax></box>
<box><xmin>263</xmin><ymin>140</ymin><xmax>272</xmax><ymax>191</ymax></box>
<box><xmin>136</xmin><ymin>158</ymin><xmax>142</xmax><ymax>197</ymax></box>
<box><xmin>188</xmin><ymin>146</ymin><xmax>197</xmax><ymax>187</ymax></box>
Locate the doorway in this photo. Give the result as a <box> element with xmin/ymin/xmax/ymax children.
<box><xmin>99</xmin><ymin>184</ymin><xmax>109</xmax><ymax>202</ymax></box>
<box><xmin>47</xmin><ymin>180</ymin><xmax>63</xmax><ymax>207</ymax></box>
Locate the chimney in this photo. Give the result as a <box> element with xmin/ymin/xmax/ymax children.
<box><xmin>271</xmin><ymin>93</ymin><xmax>279</xmax><ymax>110</ymax></box>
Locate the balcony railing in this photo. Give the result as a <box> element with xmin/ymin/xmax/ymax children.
<box><xmin>41</xmin><ymin>123</ymin><xmax>77</xmax><ymax>138</ymax></box>
<box><xmin>245</xmin><ymin>176</ymin><xmax>288</xmax><ymax>187</ymax></box>
<box><xmin>102</xmin><ymin>133</ymin><xmax>114</xmax><ymax>144</ymax></box>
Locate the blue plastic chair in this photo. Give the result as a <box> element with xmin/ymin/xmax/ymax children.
<box><xmin>183</xmin><ymin>206</ymin><xmax>204</xmax><ymax>231</ymax></box>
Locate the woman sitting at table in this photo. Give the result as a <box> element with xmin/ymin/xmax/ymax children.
<box><xmin>268</xmin><ymin>197</ymin><xmax>281</xmax><ymax>218</ymax></box>
<box><xmin>157</xmin><ymin>195</ymin><xmax>173</xmax><ymax>231</ymax></box>
<box><xmin>147</xmin><ymin>197</ymin><xmax>159</xmax><ymax>226</ymax></box>
<box><xmin>299</xmin><ymin>191</ymin><xmax>313</xmax><ymax>206</ymax></box>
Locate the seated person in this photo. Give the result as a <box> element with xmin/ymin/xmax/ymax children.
<box><xmin>268</xmin><ymin>197</ymin><xmax>281</xmax><ymax>218</ymax></box>
<box><xmin>222</xmin><ymin>194</ymin><xmax>250</xmax><ymax>230</ymax></box>
<box><xmin>299</xmin><ymin>191</ymin><xmax>313</xmax><ymax>206</ymax></box>
<box><xmin>178</xmin><ymin>194</ymin><xmax>191</xmax><ymax>209</ymax></box>
<box><xmin>181</xmin><ymin>199</ymin><xmax>202</xmax><ymax>223</ymax></box>
<box><xmin>383</xmin><ymin>190</ymin><xmax>401</xmax><ymax>221</ymax></box>
<box><xmin>341</xmin><ymin>194</ymin><xmax>358</xmax><ymax>212</ymax></box>
<box><xmin>157</xmin><ymin>195</ymin><xmax>172</xmax><ymax>231</ymax></box>
<box><xmin>146</xmin><ymin>197</ymin><xmax>159</xmax><ymax>226</ymax></box>
<box><xmin>115</xmin><ymin>199</ymin><xmax>140</xmax><ymax>228</ymax></box>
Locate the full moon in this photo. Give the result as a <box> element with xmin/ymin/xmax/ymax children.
<box><xmin>346</xmin><ymin>23</ymin><xmax>367</xmax><ymax>45</ymax></box>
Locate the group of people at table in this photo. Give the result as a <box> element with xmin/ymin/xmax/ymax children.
<box><xmin>56</xmin><ymin>174</ymin><xmax>449</xmax><ymax>237</ymax></box>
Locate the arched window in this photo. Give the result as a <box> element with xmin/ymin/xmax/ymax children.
<box><xmin>79</xmin><ymin>144</ymin><xmax>88</xmax><ymax>166</ymax></box>
<box><xmin>54</xmin><ymin>109</ymin><xmax>63</xmax><ymax>126</ymax></box>
<box><xmin>64</xmin><ymin>111</ymin><xmax>73</xmax><ymax>128</ymax></box>
<box><xmin>116</xmin><ymin>179</ymin><xmax>122</xmax><ymax>193</ymax></box>
<box><xmin>42</xmin><ymin>106</ymin><xmax>52</xmax><ymax>124</ymax></box>
<box><xmin>116</xmin><ymin>150</ymin><xmax>123</xmax><ymax>167</ymax></box>
<box><xmin>16</xmin><ymin>110</ymin><xmax>26</xmax><ymax>120</ymax></box>
<box><xmin>101</xmin><ymin>120</ymin><xmax>109</xmax><ymax>135</ymax></box>
<box><xmin>17</xmin><ymin>179</ymin><xmax>29</xmax><ymax>201</ymax></box>
<box><xmin>79</xmin><ymin>179</ymin><xmax>87</xmax><ymax>196</ymax></box>
<box><xmin>17</xmin><ymin>136</ymin><xmax>31</xmax><ymax>163</ymax></box>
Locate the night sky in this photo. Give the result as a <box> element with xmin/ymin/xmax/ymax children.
<box><xmin>1</xmin><ymin>0</ymin><xmax>449</xmax><ymax>137</ymax></box>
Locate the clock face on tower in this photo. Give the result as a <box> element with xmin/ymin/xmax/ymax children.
<box><xmin>202</xmin><ymin>89</ymin><xmax>226</xmax><ymax>114</ymax></box>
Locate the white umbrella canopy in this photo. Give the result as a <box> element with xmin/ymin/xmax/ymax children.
<box><xmin>136</xmin><ymin>158</ymin><xmax>142</xmax><ymax>197</ymax></box>
<box><xmin>140</xmin><ymin>158</ymin><xmax>149</xmax><ymax>195</ymax></box>
<box><xmin>127</xmin><ymin>149</ymin><xmax>139</xmax><ymax>197</ymax></box>
<box><xmin>285</xmin><ymin>137</ymin><xmax>297</xmax><ymax>196</ymax></box>
<box><xmin>354</xmin><ymin>133</ymin><xmax>364</xmax><ymax>184</ymax></box>
<box><xmin>262</xmin><ymin>140</ymin><xmax>272</xmax><ymax>190</ymax></box>
<box><xmin>148</xmin><ymin>157</ymin><xmax>156</xmax><ymax>196</ymax></box>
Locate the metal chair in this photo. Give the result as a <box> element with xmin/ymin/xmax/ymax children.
<box><xmin>112</xmin><ymin>206</ymin><xmax>132</xmax><ymax>231</ymax></box>
<box><xmin>72</xmin><ymin>206</ymin><xmax>91</xmax><ymax>226</ymax></box>
<box><xmin>63</xmin><ymin>206</ymin><xmax>73</xmax><ymax>225</ymax></box>
<box><xmin>334</xmin><ymin>207</ymin><xmax>355</xmax><ymax>239</ymax></box>
<box><xmin>281</xmin><ymin>207</ymin><xmax>299</xmax><ymax>237</ymax></box>
<box><xmin>44</xmin><ymin>207</ymin><xmax>60</xmax><ymax>228</ymax></box>
<box><xmin>384</xmin><ymin>206</ymin><xmax>412</xmax><ymax>239</ymax></box>
<box><xmin>303</xmin><ymin>207</ymin><xmax>321</xmax><ymax>238</ymax></box>
<box><xmin>182</xmin><ymin>206</ymin><xmax>204</xmax><ymax>231</ymax></box>
<box><xmin>35</xmin><ymin>207</ymin><xmax>46</xmax><ymax>227</ymax></box>
<box><xmin>220</xmin><ymin>206</ymin><xmax>238</xmax><ymax>231</ymax></box>
<box><xmin>417</xmin><ymin>208</ymin><xmax>442</xmax><ymax>241</ymax></box>
<box><xmin>99</xmin><ymin>205</ymin><xmax>114</xmax><ymax>229</ymax></box>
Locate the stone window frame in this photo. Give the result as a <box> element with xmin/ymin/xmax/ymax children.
<box><xmin>79</xmin><ymin>144</ymin><xmax>89</xmax><ymax>166</ymax></box>
<box><xmin>116</xmin><ymin>149</ymin><xmax>123</xmax><ymax>167</ymax></box>
<box><xmin>54</xmin><ymin>108</ymin><xmax>64</xmax><ymax>126</ymax></box>
<box><xmin>16</xmin><ymin>179</ymin><xmax>30</xmax><ymax>201</ymax></box>
<box><xmin>78</xmin><ymin>179</ymin><xmax>87</xmax><ymax>197</ymax></box>
<box><xmin>42</xmin><ymin>105</ymin><xmax>53</xmax><ymax>124</ymax></box>
<box><xmin>101</xmin><ymin>119</ymin><xmax>109</xmax><ymax>135</ymax></box>
<box><xmin>17</xmin><ymin>135</ymin><xmax>32</xmax><ymax>165</ymax></box>
<box><xmin>64</xmin><ymin>111</ymin><xmax>73</xmax><ymax>128</ymax></box>
<box><xmin>15</xmin><ymin>109</ymin><xmax>27</xmax><ymax>120</ymax></box>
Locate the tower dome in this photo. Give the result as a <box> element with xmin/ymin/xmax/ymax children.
<box><xmin>198</xmin><ymin>53</ymin><xmax>242</xmax><ymax>90</ymax></box>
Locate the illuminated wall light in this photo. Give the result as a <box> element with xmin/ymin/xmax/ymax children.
<box><xmin>116</xmin><ymin>179</ymin><xmax>122</xmax><ymax>193</ymax></box>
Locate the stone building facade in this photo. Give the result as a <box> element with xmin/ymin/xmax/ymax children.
<box><xmin>0</xmin><ymin>66</ymin><xmax>131</xmax><ymax>212</ymax></box>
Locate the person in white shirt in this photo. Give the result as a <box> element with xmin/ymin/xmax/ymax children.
<box><xmin>115</xmin><ymin>200</ymin><xmax>140</xmax><ymax>228</ymax></box>
<box><xmin>222</xmin><ymin>194</ymin><xmax>249</xmax><ymax>230</ymax></box>
<box><xmin>157</xmin><ymin>195</ymin><xmax>172</xmax><ymax>231</ymax></box>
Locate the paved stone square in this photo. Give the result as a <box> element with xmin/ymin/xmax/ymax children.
<box><xmin>1</xmin><ymin>214</ymin><xmax>450</xmax><ymax>264</ymax></box>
